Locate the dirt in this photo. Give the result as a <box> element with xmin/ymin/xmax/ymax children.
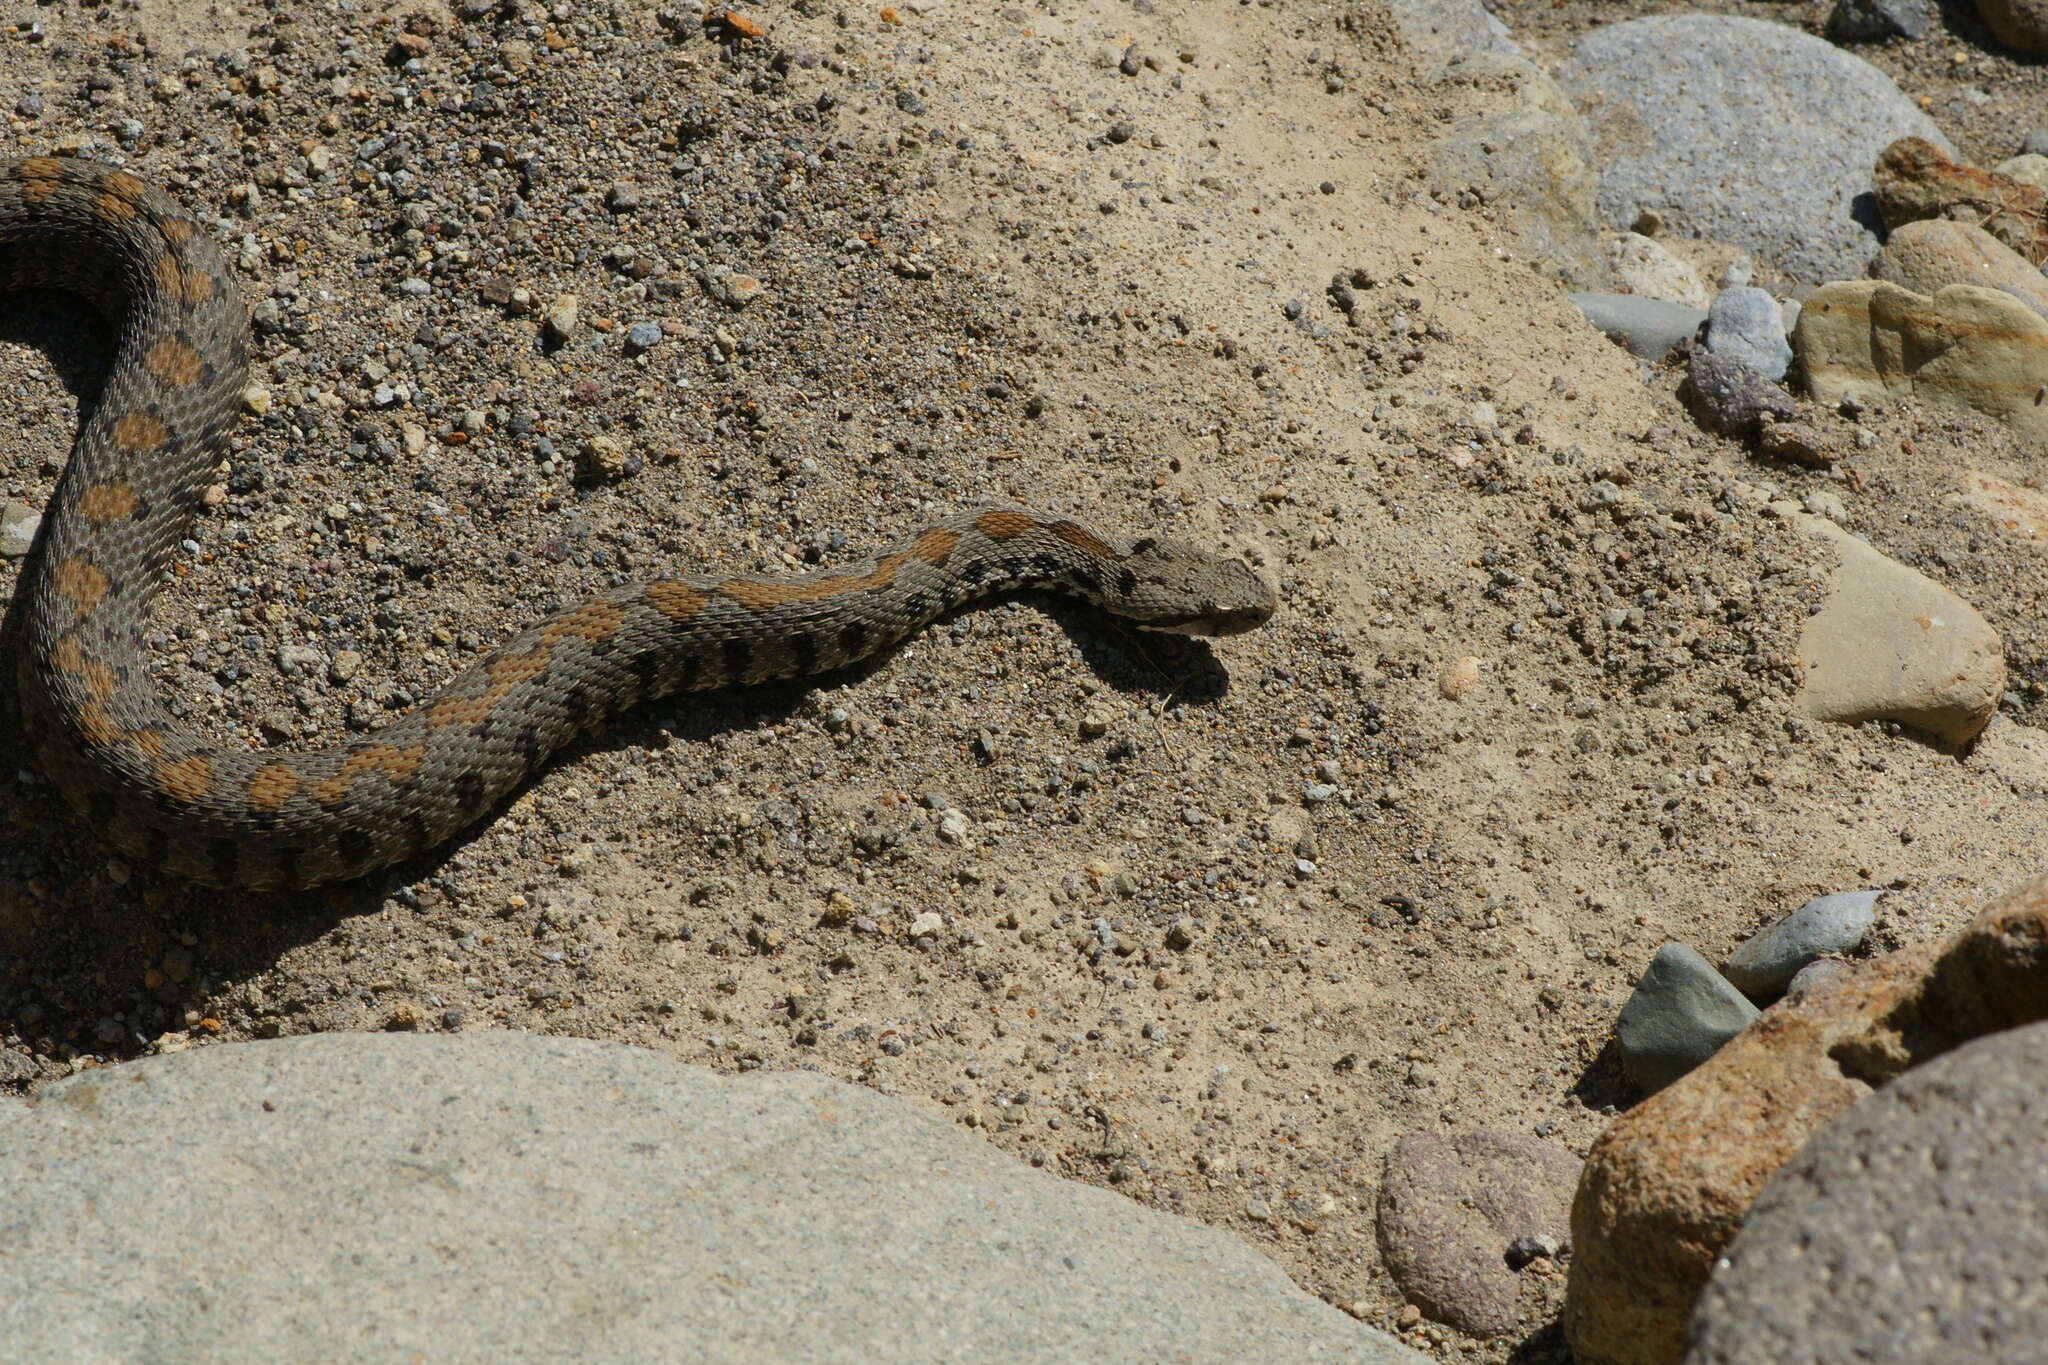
<box><xmin>4</xmin><ymin>1</ymin><xmax>2048</xmax><ymax>1359</ymax></box>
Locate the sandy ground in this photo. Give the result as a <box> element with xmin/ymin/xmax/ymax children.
<box><xmin>6</xmin><ymin>2</ymin><xmax>2048</xmax><ymax>1358</ymax></box>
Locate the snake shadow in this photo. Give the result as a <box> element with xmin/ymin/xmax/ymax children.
<box><xmin>0</xmin><ymin>574</ymin><xmax>1238</xmax><ymax>1076</ymax></box>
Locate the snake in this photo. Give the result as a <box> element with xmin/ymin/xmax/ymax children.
<box><xmin>0</xmin><ymin>155</ymin><xmax>1277</xmax><ymax>891</ymax></box>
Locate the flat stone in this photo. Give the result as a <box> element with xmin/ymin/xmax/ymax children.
<box><xmin>1793</xmin><ymin>281</ymin><xmax>2048</xmax><ymax>444</ymax></box>
<box><xmin>1789</xmin><ymin>513</ymin><xmax>2004</xmax><ymax>746</ymax></box>
<box><xmin>1723</xmin><ymin>891</ymin><xmax>1880</xmax><ymax>1001</ymax></box>
<box><xmin>1567</xmin><ymin>871</ymin><xmax>2048</xmax><ymax>1365</ymax></box>
<box><xmin>1569</xmin><ymin>292</ymin><xmax>1704</xmax><ymax>360</ymax></box>
<box><xmin>1616</xmin><ymin>944</ymin><xmax>1760</xmax><ymax>1095</ymax></box>
<box><xmin>1703</xmin><ymin>286</ymin><xmax>1791</xmax><ymax>382</ymax></box>
<box><xmin>1870</xmin><ymin>219</ymin><xmax>2048</xmax><ymax>321</ymax></box>
<box><xmin>1556</xmin><ymin>16</ymin><xmax>1950</xmax><ymax>285</ymax></box>
<box><xmin>1376</xmin><ymin>1130</ymin><xmax>1581</xmax><ymax>1336</ymax></box>
<box><xmin>1687</xmin><ymin>1022</ymin><xmax>2048</xmax><ymax>1364</ymax></box>
<box><xmin>0</xmin><ymin>500</ymin><xmax>38</xmax><ymax>558</ymax></box>
<box><xmin>0</xmin><ymin>1033</ymin><xmax>1425</xmax><ymax>1364</ymax></box>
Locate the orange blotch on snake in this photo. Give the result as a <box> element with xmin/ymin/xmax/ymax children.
<box><xmin>538</xmin><ymin>599</ymin><xmax>625</xmax><ymax>646</ymax></box>
<box><xmin>95</xmin><ymin>170</ymin><xmax>148</xmax><ymax>221</ymax></box>
<box><xmin>50</xmin><ymin>557</ymin><xmax>109</xmax><ymax>615</ymax></box>
<box><xmin>312</xmin><ymin>744</ymin><xmax>426</xmax><ymax>808</ymax></box>
<box><xmin>719</xmin><ymin>554</ymin><xmax>910</xmax><ymax>612</ymax></box>
<box><xmin>78</xmin><ymin>481</ymin><xmax>141</xmax><ymax>525</ymax></box>
<box><xmin>158</xmin><ymin>217</ymin><xmax>196</xmax><ymax>242</ymax></box>
<box><xmin>145</xmin><ymin>336</ymin><xmax>205</xmax><ymax>387</ymax></box>
<box><xmin>17</xmin><ymin>157</ymin><xmax>65</xmax><ymax>202</ymax></box>
<box><xmin>246</xmin><ymin>764</ymin><xmax>300</xmax><ymax>813</ymax></box>
<box><xmin>152</xmin><ymin>250</ymin><xmax>215</xmax><ymax>307</ymax></box>
<box><xmin>646</xmin><ymin>580</ymin><xmax>708</xmax><ymax>623</ymax></box>
<box><xmin>127</xmin><ymin>729</ymin><xmax>168</xmax><ymax>760</ymax></box>
<box><xmin>153</xmin><ymin>754</ymin><xmax>215</xmax><ymax>805</ymax></box>
<box><xmin>76</xmin><ymin>701</ymin><xmax>120</xmax><ymax>747</ymax></box>
<box><xmin>975</xmin><ymin>509</ymin><xmax>1037</xmax><ymax>541</ymax></box>
<box><xmin>911</xmin><ymin>528</ymin><xmax>960</xmax><ymax>565</ymax></box>
<box><xmin>1050</xmin><ymin>520</ymin><xmax>1116</xmax><ymax>559</ymax></box>
<box><xmin>112</xmin><ymin>410</ymin><xmax>168</xmax><ymax>454</ymax></box>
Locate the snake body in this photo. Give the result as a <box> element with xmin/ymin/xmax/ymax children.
<box><xmin>2</xmin><ymin>156</ymin><xmax>1276</xmax><ymax>890</ymax></box>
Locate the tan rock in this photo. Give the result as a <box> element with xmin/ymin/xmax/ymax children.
<box><xmin>1566</xmin><ymin>872</ymin><xmax>2048</xmax><ymax>1365</ymax></box>
<box><xmin>1977</xmin><ymin>0</ymin><xmax>2048</xmax><ymax>53</ymax></box>
<box><xmin>1789</xmin><ymin>514</ymin><xmax>2003</xmax><ymax>745</ymax></box>
<box><xmin>1792</xmin><ymin>280</ymin><xmax>2048</xmax><ymax>441</ymax></box>
<box><xmin>1869</xmin><ymin>219</ymin><xmax>2048</xmax><ymax>321</ymax></box>
<box><xmin>1996</xmin><ymin>152</ymin><xmax>2048</xmax><ymax>191</ymax></box>
<box><xmin>1874</xmin><ymin>137</ymin><xmax>2048</xmax><ymax>263</ymax></box>
<box><xmin>1606</xmin><ymin>232</ymin><xmax>1710</xmax><ymax>309</ymax></box>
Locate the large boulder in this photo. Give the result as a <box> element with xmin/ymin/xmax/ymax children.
<box><xmin>0</xmin><ymin>1032</ymin><xmax>1426</xmax><ymax>1364</ymax></box>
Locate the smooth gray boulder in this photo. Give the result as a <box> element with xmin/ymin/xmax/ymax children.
<box><xmin>1556</xmin><ymin>15</ymin><xmax>1952</xmax><ymax>285</ymax></box>
<box><xmin>1723</xmin><ymin>891</ymin><xmax>1879</xmax><ymax>1001</ymax></box>
<box><xmin>1687</xmin><ymin>1021</ymin><xmax>2048</xmax><ymax>1364</ymax></box>
<box><xmin>1569</xmin><ymin>292</ymin><xmax>1704</xmax><ymax>360</ymax></box>
<box><xmin>1386</xmin><ymin>0</ymin><xmax>1609</xmax><ymax>288</ymax></box>
<box><xmin>1615</xmin><ymin>943</ymin><xmax>1760</xmax><ymax>1094</ymax></box>
<box><xmin>0</xmin><ymin>1033</ymin><xmax>1425</xmax><ymax>1365</ymax></box>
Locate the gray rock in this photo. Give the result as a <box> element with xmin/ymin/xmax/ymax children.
<box><xmin>2026</xmin><ymin>127</ymin><xmax>2048</xmax><ymax>157</ymax></box>
<box><xmin>1723</xmin><ymin>891</ymin><xmax>1880</xmax><ymax>1001</ymax></box>
<box><xmin>1704</xmin><ymin>286</ymin><xmax>1793</xmax><ymax>382</ymax></box>
<box><xmin>1569</xmin><ymin>291</ymin><xmax>1705</xmax><ymax>360</ymax></box>
<box><xmin>1783</xmin><ymin>956</ymin><xmax>1853</xmax><ymax>1001</ymax></box>
<box><xmin>1682</xmin><ymin>348</ymin><xmax>1796</xmax><ymax>437</ymax></box>
<box><xmin>1686</xmin><ymin>1021</ymin><xmax>2048</xmax><ymax>1364</ymax></box>
<box><xmin>1387</xmin><ymin>0</ymin><xmax>1609</xmax><ymax>288</ymax></box>
<box><xmin>1555</xmin><ymin>15</ymin><xmax>1953</xmax><ymax>285</ymax></box>
<box><xmin>1377</xmin><ymin>1130</ymin><xmax>1581</xmax><ymax>1336</ymax></box>
<box><xmin>0</xmin><ymin>500</ymin><xmax>39</xmax><ymax>558</ymax></box>
<box><xmin>1827</xmin><ymin>0</ymin><xmax>1935</xmax><ymax>41</ymax></box>
<box><xmin>1616</xmin><ymin>943</ymin><xmax>1761</xmax><ymax>1094</ymax></box>
<box><xmin>0</xmin><ymin>1033</ymin><xmax>1425</xmax><ymax>1365</ymax></box>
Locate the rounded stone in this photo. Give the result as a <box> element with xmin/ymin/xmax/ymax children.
<box><xmin>1687</xmin><ymin>1020</ymin><xmax>2048</xmax><ymax>1363</ymax></box>
<box><xmin>1556</xmin><ymin>15</ymin><xmax>1951</xmax><ymax>285</ymax></box>
<box><xmin>1723</xmin><ymin>891</ymin><xmax>1880</xmax><ymax>1001</ymax></box>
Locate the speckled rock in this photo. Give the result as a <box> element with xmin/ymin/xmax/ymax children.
<box><xmin>1793</xmin><ymin>281</ymin><xmax>2048</xmax><ymax>444</ymax></box>
<box><xmin>1790</xmin><ymin>513</ymin><xmax>2004</xmax><ymax>746</ymax></box>
<box><xmin>1687</xmin><ymin>1022</ymin><xmax>2048</xmax><ymax>1364</ymax></box>
<box><xmin>1827</xmin><ymin>0</ymin><xmax>1935</xmax><ymax>40</ymax></box>
<box><xmin>1723</xmin><ymin>891</ymin><xmax>1879</xmax><ymax>1001</ymax></box>
<box><xmin>1703</xmin><ymin>286</ymin><xmax>1792</xmax><ymax>382</ymax></box>
<box><xmin>1568</xmin><ymin>871</ymin><xmax>2048</xmax><ymax>1365</ymax></box>
<box><xmin>1682</xmin><ymin>349</ymin><xmax>1795</xmax><ymax>437</ymax></box>
<box><xmin>0</xmin><ymin>1033</ymin><xmax>1426</xmax><ymax>1365</ymax></box>
<box><xmin>1377</xmin><ymin>1130</ymin><xmax>1581</xmax><ymax>1336</ymax></box>
<box><xmin>1556</xmin><ymin>16</ymin><xmax>1950</xmax><ymax>284</ymax></box>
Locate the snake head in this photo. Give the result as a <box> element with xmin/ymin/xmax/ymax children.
<box><xmin>1114</xmin><ymin>537</ymin><xmax>1278</xmax><ymax>636</ymax></box>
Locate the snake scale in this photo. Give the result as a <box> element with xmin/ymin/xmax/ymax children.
<box><xmin>1</xmin><ymin>155</ymin><xmax>1277</xmax><ymax>891</ymax></box>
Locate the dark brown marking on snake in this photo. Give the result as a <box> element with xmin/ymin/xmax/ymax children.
<box><xmin>840</xmin><ymin>622</ymin><xmax>868</xmax><ymax>658</ymax></box>
<box><xmin>335</xmin><ymin>827</ymin><xmax>372</xmax><ymax>868</ymax></box>
<box><xmin>311</xmin><ymin>744</ymin><xmax>426</xmax><ymax>809</ymax></box>
<box><xmin>454</xmin><ymin>770</ymin><xmax>487</xmax><ymax>814</ymax></box>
